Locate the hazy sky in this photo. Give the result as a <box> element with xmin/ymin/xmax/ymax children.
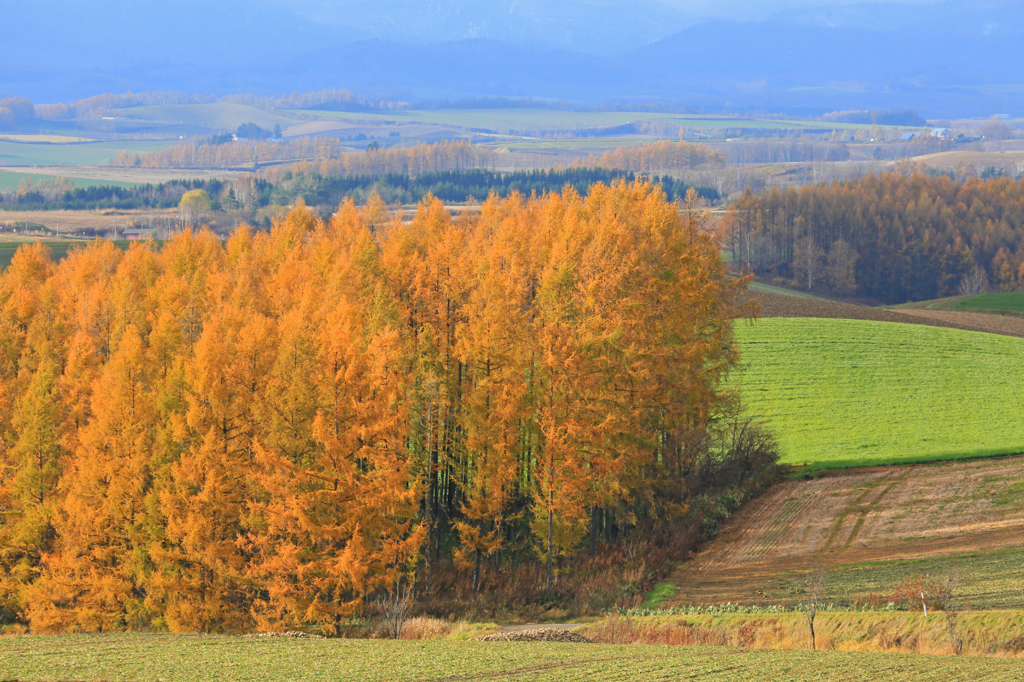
<box><xmin>663</xmin><ymin>0</ymin><xmax>940</xmax><ymax>7</ymax></box>
<box><xmin>657</xmin><ymin>0</ymin><xmax>943</xmax><ymax>19</ymax></box>
<box><xmin>282</xmin><ymin>0</ymin><xmax>948</xmax><ymax>20</ymax></box>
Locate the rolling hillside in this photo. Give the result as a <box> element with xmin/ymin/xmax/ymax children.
<box><xmin>735</xmin><ymin>317</ymin><xmax>1024</xmax><ymax>470</ymax></box>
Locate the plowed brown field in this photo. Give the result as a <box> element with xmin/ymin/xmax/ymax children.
<box><xmin>669</xmin><ymin>456</ymin><xmax>1024</xmax><ymax>606</ymax></box>
<box><xmin>745</xmin><ymin>290</ymin><xmax>1024</xmax><ymax>338</ymax></box>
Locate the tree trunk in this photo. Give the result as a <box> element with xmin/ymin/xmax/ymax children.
<box><xmin>473</xmin><ymin>549</ymin><xmax>481</xmax><ymax>595</ymax></box>
<box><xmin>546</xmin><ymin>507</ymin><xmax>553</xmax><ymax>592</ymax></box>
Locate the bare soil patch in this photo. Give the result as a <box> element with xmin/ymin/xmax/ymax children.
<box><xmin>886</xmin><ymin>308</ymin><xmax>1024</xmax><ymax>338</ymax></box>
<box><xmin>744</xmin><ymin>290</ymin><xmax>1024</xmax><ymax>338</ymax></box>
<box><xmin>668</xmin><ymin>456</ymin><xmax>1024</xmax><ymax>605</ymax></box>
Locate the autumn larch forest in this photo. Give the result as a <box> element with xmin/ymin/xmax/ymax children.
<box><xmin>723</xmin><ymin>168</ymin><xmax>1024</xmax><ymax>303</ymax></box>
<box><xmin>0</xmin><ymin>180</ymin><xmax>758</xmax><ymax>634</ymax></box>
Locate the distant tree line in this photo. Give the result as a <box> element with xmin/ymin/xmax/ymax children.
<box><xmin>723</xmin><ymin>170</ymin><xmax>1024</xmax><ymax>303</ymax></box>
<box><xmin>0</xmin><ymin>97</ymin><xmax>36</xmax><ymax>129</ymax></box>
<box><xmin>720</xmin><ymin>139</ymin><xmax>851</xmax><ymax>164</ymax></box>
<box><xmin>0</xmin><ymin>179</ymin><xmax>230</xmax><ymax>212</ymax></box>
<box><xmin>873</xmin><ymin>136</ymin><xmax>953</xmax><ymax>161</ymax></box>
<box><xmin>113</xmin><ymin>139</ymin><xmax>494</xmax><ymax>174</ymax></box>
<box><xmin>268</xmin><ymin>168</ymin><xmax>720</xmax><ymax>207</ymax></box>
<box><xmin>822</xmin><ymin>109</ymin><xmax>928</xmax><ymax>127</ymax></box>
<box><xmin>207</xmin><ymin>123</ymin><xmax>282</xmax><ymax>146</ymax></box>
<box><xmin>579</xmin><ymin>140</ymin><xmax>725</xmax><ymax>173</ymax></box>
<box><xmin>1</xmin><ymin>168</ymin><xmax>717</xmax><ymax>214</ymax></box>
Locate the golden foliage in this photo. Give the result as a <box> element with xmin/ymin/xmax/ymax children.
<box><xmin>0</xmin><ymin>180</ymin><xmax>742</xmax><ymax>632</ymax></box>
<box><xmin>577</xmin><ymin>140</ymin><xmax>726</xmax><ymax>174</ymax></box>
<box><xmin>113</xmin><ymin>139</ymin><xmax>494</xmax><ymax>176</ymax></box>
<box><xmin>724</xmin><ymin>171</ymin><xmax>1024</xmax><ymax>302</ymax></box>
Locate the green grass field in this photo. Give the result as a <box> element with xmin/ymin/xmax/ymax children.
<box><xmin>1</xmin><ymin>634</ymin><xmax>1023</xmax><ymax>681</ymax></box>
<box><xmin>888</xmin><ymin>292</ymin><xmax>1024</xmax><ymax>315</ymax></box>
<box><xmin>735</xmin><ymin>318</ymin><xmax>1024</xmax><ymax>470</ymax></box>
<box><xmin>769</xmin><ymin>548</ymin><xmax>1024</xmax><ymax>610</ymax></box>
<box><xmin>62</xmin><ymin>100</ymin><xmax>912</xmax><ymax>135</ymax></box>
<box><xmin>0</xmin><ymin>139</ymin><xmax>177</xmax><ymax>166</ymax></box>
<box><xmin>128</xmin><ymin>102</ymin><xmax>304</xmax><ymax>131</ymax></box>
<box><xmin>0</xmin><ymin>170</ymin><xmax>142</xmax><ymax>192</ymax></box>
<box><xmin>948</xmin><ymin>292</ymin><xmax>1024</xmax><ymax>314</ymax></box>
<box><xmin>748</xmin><ymin>280</ymin><xmax>835</xmax><ymax>300</ymax></box>
<box><xmin>282</xmin><ymin>107</ymin><xmax>851</xmax><ymax>132</ymax></box>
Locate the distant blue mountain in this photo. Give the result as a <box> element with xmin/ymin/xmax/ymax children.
<box><xmin>2</xmin><ymin>0</ymin><xmax>1022</xmax><ymax>117</ymax></box>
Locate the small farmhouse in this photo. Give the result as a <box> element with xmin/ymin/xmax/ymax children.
<box><xmin>122</xmin><ymin>228</ymin><xmax>156</xmax><ymax>241</ymax></box>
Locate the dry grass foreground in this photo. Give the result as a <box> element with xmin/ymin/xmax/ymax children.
<box><xmin>580</xmin><ymin>611</ymin><xmax>1024</xmax><ymax>657</ymax></box>
<box><xmin>667</xmin><ymin>456</ymin><xmax>1024</xmax><ymax>606</ymax></box>
<box><xmin>4</xmin><ymin>633</ymin><xmax>1024</xmax><ymax>681</ymax></box>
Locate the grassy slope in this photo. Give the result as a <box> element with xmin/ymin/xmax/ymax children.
<box><xmin>281</xmin><ymin>107</ymin><xmax>850</xmax><ymax>131</ymax></box>
<box><xmin>0</xmin><ymin>139</ymin><xmax>176</xmax><ymax>166</ymax></box>
<box><xmin>735</xmin><ymin>318</ymin><xmax>1024</xmax><ymax>469</ymax></box>
<box><xmin>127</xmin><ymin>102</ymin><xmax>305</xmax><ymax>130</ymax></box>
<box><xmin>1</xmin><ymin>634</ymin><xmax>1022</xmax><ymax>681</ymax></box>
<box><xmin>748</xmin><ymin>280</ymin><xmax>835</xmax><ymax>300</ymax></box>
<box><xmin>948</xmin><ymin>292</ymin><xmax>1024</xmax><ymax>314</ymax></box>
<box><xmin>0</xmin><ymin>169</ymin><xmax>142</xmax><ymax>192</ymax></box>
<box><xmin>888</xmin><ymin>292</ymin><xmax>1024</xmax><ymax>314</ymax></box>
<box><xmin>768</xmin><ymin>547</ymin><xmax>1024</xmax><ymax>611</ymax></box>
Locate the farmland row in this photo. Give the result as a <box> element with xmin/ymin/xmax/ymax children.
<box><xmin>668</xmin><ymin>455</ymin><xmax>1024</xmax><ymax>609</ymax></box>
<box><xmin>2</xmin><ymin>634</ymin><xmax>1024</xmax><ymax>681</ymax></box>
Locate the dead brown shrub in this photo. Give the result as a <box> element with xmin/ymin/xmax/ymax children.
<box><xmin>399</xmin><ymin>617</ymin><xmax>451</xmax><ymax>640</ymax></box>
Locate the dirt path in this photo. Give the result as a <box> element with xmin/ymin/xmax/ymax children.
<box><xmin>668</xmin><ymin>456</ymin><xmax>1024</xmax><ymax>605</ymax></box>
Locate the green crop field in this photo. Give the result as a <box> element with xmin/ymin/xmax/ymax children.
<box><xmin>0</xmin><ymin>170</ymin><xmax>142</xmax><ymax>192</ymax></box>
<box><xmin>771</xmin><ymin>547</ymin><xmax>1024</xmax><ymax>610</ymax></box>
<box><xmin>748</xmin><ymin>280</ymin><xmax>835</xmax><ymax>300</ymax></box>
<box><xmin>282</xmin><ymin>107</ymin><xmax>847</xmax><ymax>132</ymax></box>
<box><xmin>0</xmin><ymin>139</ymin><xmax>176</xmax><ymax>166</ymax></box>
<box><xmin>888</xmin><ymin>292</ymin><xmax>1024</xmax><ymax>315</ymax></box>
<box><xmin>948</xmin><ymin>292</ymin><xmax>1024</xmax><ymax>314</ymax></box>
<box><xmin>734</xmin><ymin>318</ymin><xmax>1024</xmax><ymax>470</ymax></box>
<box><xmin>1</xmin><ymin>634</ymin><xmax>1022</xmax><ymax>681</ymax></box>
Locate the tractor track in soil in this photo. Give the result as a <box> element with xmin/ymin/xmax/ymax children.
<box><xmin>669</xmin><ymin>456</ymin><xmax>1024</xmax><ymax>606</ymax></box>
